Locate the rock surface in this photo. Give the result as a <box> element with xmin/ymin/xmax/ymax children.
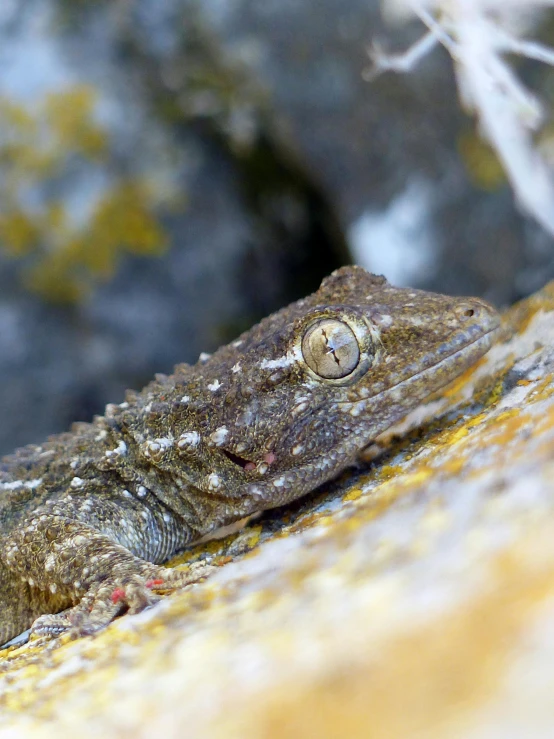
<box><xmin>1</xmin><ymin>283</ymin><xmax>554</xmax><ymax>737</ymax></box>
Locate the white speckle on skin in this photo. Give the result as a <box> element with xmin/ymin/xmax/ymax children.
<box><xmin>235</xmin><ymin>442</ymin><xmax>248</xmax><ymax>453</ymax></box>
<box><xmin>232</xmin><ymin>363</ymin><xmax>242</xmax><ymax>374</ymax></box>
<box><xmin>178</xmin><ymin>431</ymin><xmax>201</xmax><ymax>450</ymax></box>
<box><xmin>143</xmin><ymin>441</ymin><xmax>162</xmax><ymax>456</ymax></box>
<box><xmin>45</xmin><ymin>554</ymin><xmax>56</xmax><ymax>572</ymax></box>
<box><xmin>180</xmin><ymin>395</ymin><xmax>190</xmax><ymax>403</ymax></box>
<box><xmin>137</xmin><ymin>485</ymin><xmax>148</xmax><ymax>498</ymax></box>
<box><xmin>232</xmin><ymin>340</ymin><xmax>243</xmax><ymax>348</ymax></box>
<box><xmin>70</xmin><ymin>459</ymin><xmax>79</xmax><ymax>470</ymax></box>
<box><xmin>349</xmin><ymin>402</ymin><xmax>367</xmax><ymax>417</ymax></box>
<box><xmin>272</xmin><ymin>476</ymin><xmax>286</xmax><ymax>488</ymax></box>
<box><xmin>95</xmin><ymin>430</ymin><xmax>108</xmax><ymax>441</ymax></box>
<box><xmin>257</xmin><ymin>462</ymin><xmax>269</xmax><ymax>475</ymax></box>
<box><xmin>0</xmin><ymin>478</ymin><xmax>44</xmax><ymax>491</ymax></box>
<box><xmin>291</xmin><ymin>444</ymin><xmax>304</xmax><ymax>456</ymax></box>
<box><xmin>0</xmin><ymin>480</ymin><xmax>23</xmax><ymax>491</ymax></box>
<box><xmin>260</xmin><ymin>355</ymin><xmax>294</xmax><ymax>370</ymax></box>
<box><xmin>70</xmin><ymin>477</ymin><xmax>84</xmax><ymax>489</ymax></box>
<box><xmin>163</xmin><ymin>512</ymin><xmax>171</xmax><ymax>523</ymax></box>
<box><xmin>210</xmin><ymin>426</ymin><xmax>229</xmax><ymax>446</ymax></box>
<box><xmin>236</xmin><ymin>408</ymin><xmax>254</xmax><ymax>427</ymax></box>
<box><xmin>376</xmin><ymin>313</ymin><xmax>393</xmax><ymax>328</ymax></box>
<box><xmin>143</xmin><ymin>438</ymin><xmax>173</xmax><ymax>459</ymax></box>
<box><xmin>122</xmin><ymin>490</ymin><xmax>132</xmax><ymax>498</ymax></box>
<box><xmin>119</xmin><ymin>402</ymin><xmax>129</xmax><ymax>409</ymax></box>
<box><xmin>105</xmin><ymin>440</ymin><xmax>127</xmax><ymax>458</ymax></box>
<box><xmin>199</xmin><ymin>352</ymin><xmax>211</xmax><ymax>363</ymax></box>
<box><xmin>207</xmin><ymin>473</ymin><xmax>222</xmax><ymax>491</ymax></box>
<box><xmin>208</xmin><ymin>379</ymin><xmax>222</xmax><ymax>392</ymax></box>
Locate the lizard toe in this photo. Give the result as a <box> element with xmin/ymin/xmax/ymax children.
<box><xmin>143</xmin><ymin>561</ymin><xmax>218</xmax><ymax>591</ymax></box>
<box><xmin>31</xmin><ymin>610</ymin><xmax>73</xmax><ymax>638</ymax></box>
<box><xmin>30</xmin><ymin>562</ymin><xmax>216</xmax><ymax>638</ymax></box>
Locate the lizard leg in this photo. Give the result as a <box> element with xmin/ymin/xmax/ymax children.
<box><xmin>30</xmin><ymin>560</ymin><xmax>215</xmax><ymax>638</ymax></box>
<box><xmin>4</xmin><ymin>514</ymin><xmax>215</xmax><ymax>639</ymax></box>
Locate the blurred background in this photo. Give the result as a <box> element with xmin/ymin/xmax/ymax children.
<box><xmin>1</xmin><ymin>0</ymin><xmax>553</xmax><ymax>456</ymax></box>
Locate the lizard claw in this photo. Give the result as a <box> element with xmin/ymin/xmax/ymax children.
<box><xmin>30</xmin><ymin>562</ymin><xmax>216</xmax><ymax>639</ymax></box>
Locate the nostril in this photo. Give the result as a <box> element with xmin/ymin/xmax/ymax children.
<box><xmin>455</xmin><ymin>304</ymin><xmax>478</xmax><ymax>320</ymax></box>
<box><xmin>455</xmin><ymin>300</ymin><xmax>499</xmax><ymax>329</ymax></box>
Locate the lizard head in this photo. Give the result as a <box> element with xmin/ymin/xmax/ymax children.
<box><xmin>134</xmin><ymin>266</ymin><xmax>500</xmax><ymax>520</ymax></box>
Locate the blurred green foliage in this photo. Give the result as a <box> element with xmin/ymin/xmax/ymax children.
<box><xmin>458</xmin><ymin>130</ymin><xmax>506</xmax><ymax>192</ymax></box>
<box><xmin>0</xmin><ymin>85</ymin><xmax>169</xmax><ymax>303</ymax></box>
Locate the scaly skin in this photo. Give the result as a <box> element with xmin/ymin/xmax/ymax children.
<box><xmin>0</xmin><ymin>266</ymin><xmax>500</xmax><ymax>644</ymax></box>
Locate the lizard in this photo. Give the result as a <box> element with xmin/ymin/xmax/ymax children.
<box><xmin>0</xmin><ymin>265</ymin><xmax>500</xmax><ymax>645</ymax></box>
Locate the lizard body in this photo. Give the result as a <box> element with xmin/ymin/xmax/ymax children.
<box><xmin>0</xmin><ymin>266</ymin><xmax>499</xmax><ymax>644</ymax></box>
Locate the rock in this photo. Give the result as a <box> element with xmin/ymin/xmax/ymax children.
<box><xmin>0</xmin><ymin>2</ymin><xmax>350</xmax><ymax>455</ymax></box>
<box><xmin>0</xmin><ymin>282</ymin><xmax>554</xmax><ymax>737</ymax></box>
<box><xmin>4</xmin><ymin>0</ymin><xmax>554</xmax><ymax>454</ymax></box>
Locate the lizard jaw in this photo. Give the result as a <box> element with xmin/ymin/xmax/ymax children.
<box><xmin>241</xmin><ymin>325</ymin><xmax>500</xmax><ymax>511</ymax></box>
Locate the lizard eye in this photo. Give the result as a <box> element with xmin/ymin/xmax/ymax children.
<box><xmin>301</xmin><ymin>319</ymin><xmax>360</xmax><ymax>379</ymax></box>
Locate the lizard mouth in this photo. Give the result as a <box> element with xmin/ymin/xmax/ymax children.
<box><xmin>222</xmin><ymin>449</ymin><xmax>254</xmax><ymax>470</ymax></box>
<box><xmin>272</xmin><ymin>327</ymin><xmax>500</xmax><ymax>492</ymax></box>
<box><xmin>222</xmin><ymin>326</ymin><xmax>499</xmax><ymax>471</ymax></box>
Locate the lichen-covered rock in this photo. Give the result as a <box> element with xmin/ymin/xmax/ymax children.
<box><xmin>1</xmin><ymin>282</ymin><xmax>554</xmax><ymax>737</ymax></box>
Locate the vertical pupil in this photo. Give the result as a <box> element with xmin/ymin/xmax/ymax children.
<box><xmin>302</xmin><ymin>319</ymin><xmax>360</xmax><ymax>379</ymax></box>
<box><xmin>321</xmin><ymin>329</ymin><xmax>341</xmax><ymax>366</ymax></box>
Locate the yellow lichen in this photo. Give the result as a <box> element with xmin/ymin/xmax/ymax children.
<box><xmin>458</xmin><ymin>130</ymin><xmax>506</xmax><ymax>191</ymax></box>
<box><xmin>3</xmin><ymin>286</ymin><xmax>554</xmax><ymax>736</ymax></box>
<box><xmin>0</xmin><ymin>87</ymin><xmax>175</xmax><ymax>303</ymax></box>
<box><xmin>343</xmin><ymin>487</ymin><xmax>363</xmax><ymax>502</ymax></box>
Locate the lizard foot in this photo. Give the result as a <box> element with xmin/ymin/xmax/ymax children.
<box><xmin>30</xmin><ymin>561</ymin><xmax>216</xmax><ymax>638</ymax></box>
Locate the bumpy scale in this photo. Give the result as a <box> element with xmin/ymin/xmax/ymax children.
<box><xmin>0</xmin><ymin>267</ymin><xmax>500</xmax><ymax>644</ymax></box>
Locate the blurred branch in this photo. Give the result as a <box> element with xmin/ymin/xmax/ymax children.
<box><xmin>369</xmin><ymin>0</ymin><xmax>554</xmax><ymax>237</ymax></box>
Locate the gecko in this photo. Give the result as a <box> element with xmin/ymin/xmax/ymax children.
<box><xmin>0</xmin><ymin>266</ymin><xmax>500</xmax><ymax>645</ymax></box>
